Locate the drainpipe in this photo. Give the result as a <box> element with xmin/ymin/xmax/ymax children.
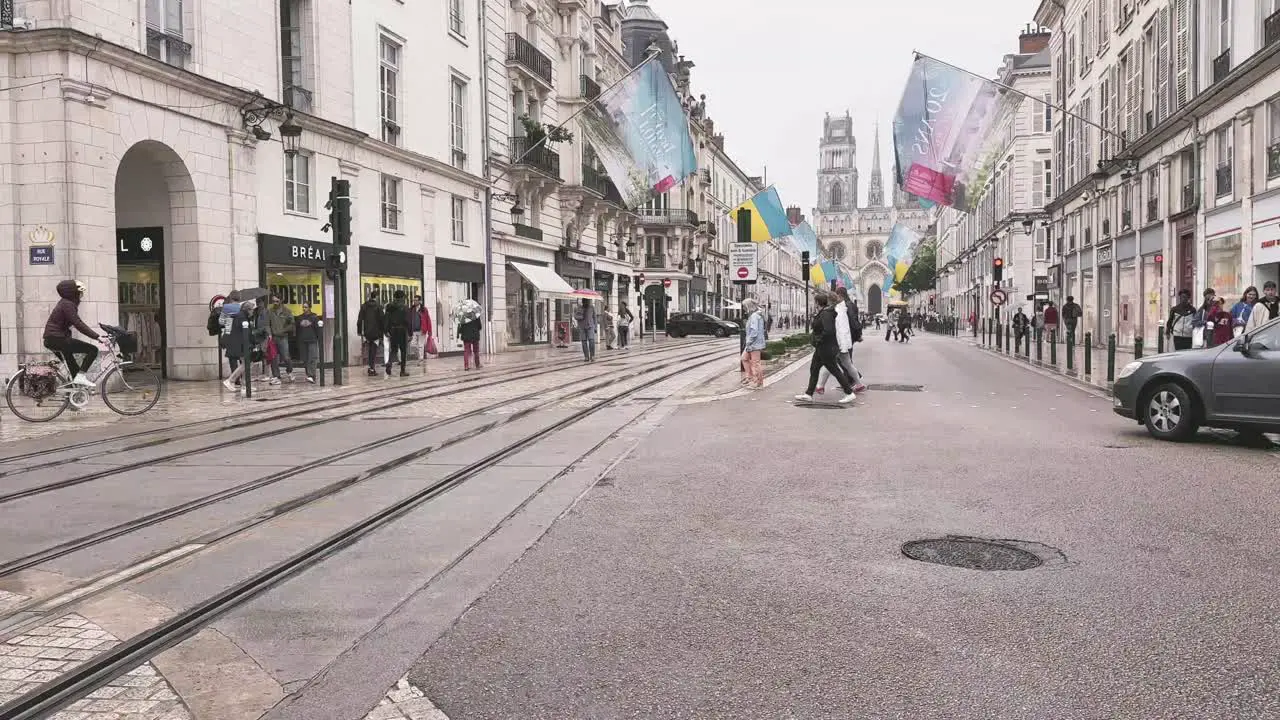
<box><xmin>479</xmin><ymin>0</ymin><xmax>495</xmax><ymax>352</ymax></box>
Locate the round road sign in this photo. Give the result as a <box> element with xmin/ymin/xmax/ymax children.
<box><xmin>736</xmin><ymin>266</ymin><xmax>750</xmax><ymax>279</ymax></box>
<box><xmin>662</xmin><ymin>278</ymin><xmax>672</xmax><ymax>288</ymax></box>
<box><xmin>990</xmin><ymin>288</ymin><xmax>1007</xmax><ymax>306</ymax></box>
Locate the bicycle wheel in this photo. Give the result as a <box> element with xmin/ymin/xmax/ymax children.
<box><xmin>99</xmin><ymin>363</ymin><xmax>162</xmax><ymax>416</ymax></box>
<box><xmin>5</xmin><ymin>369</ymin><xmax>71</xmax><ymax>422</ymax></box>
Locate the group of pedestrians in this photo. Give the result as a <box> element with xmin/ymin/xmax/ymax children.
<box><xmin>357</xmin><ymin>290</ymin><xmax>439</xmax><ymax>376</ymax></box>
<box><xmin>1165</xmin><ymin>283</ymin><xmax>1279</xmax><ymax>349</ymax></box>
<box><xmin>796</xmin><ymin>287</ymin><xmax>867</xmax><ymax>405</ymax></box>
<box><xmin>571</xmin><ymin>300</ymin><xmax>636</xmax><ymax>362</ymax></box>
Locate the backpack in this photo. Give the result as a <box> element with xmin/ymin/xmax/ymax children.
<box><xmin>385</xmin><ymin>303</ymin><xmax>409</xmax><ymax>331</ymax></box>
<box><xmin>206</xmin><ymin>311</ymin><xmax>221</xmax><ymax>336</ymax></box>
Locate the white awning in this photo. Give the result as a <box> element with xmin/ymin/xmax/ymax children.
<box><xmin>509</xmin><ymin>262</ymin><xmax>578</xmax><ymax>300</ymax></box>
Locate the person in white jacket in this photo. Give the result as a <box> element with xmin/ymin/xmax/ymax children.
<box><xmin>817</xmin><ymin>286</ymin><xmax>866</xmax><ymax>395</ymax></box>
<box><xmin>1244</xmin><ymin>280</ymin><xmax>1278</xmax><ymax>335</ymax></box>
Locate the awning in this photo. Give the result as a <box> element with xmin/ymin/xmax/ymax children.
<box><xmin>570</xmin><ymin>288</ymin><xmax>602</xmax><ymax>301</ymax></box>
<box><xmin>509</xmin><ymin>262</ymin><xmax>578</xmax><ymax>300</ymax></box>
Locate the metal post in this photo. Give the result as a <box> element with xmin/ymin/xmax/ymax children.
<box><xmin>1004</xmin><ymin>322</ymin><xmax>1011</xmax><ymax>354</ymax></box>
<box><xmin>1107</xmin><ymin>333</ymin><xmax>1117</xmax><ymax>382</ymax></box>
<box><xmin>1134</xmin><ymin>336</ymin><xmax>1144</xmax><ymax>360</ymax></box>
<box><xmin>1050</xmin><ymin>330</ymin><xmax>1058</xmax><ymax>366</ymax></box>
<box><xmin>1157</xmin><ymin>331</ymin><xmax>1165</xmax><ymax>354</ymax></box>
<box><xmin>735</xmin><ymin>208</ymin><xmax>752</xmax><ymax>372</ymax></box>
<box><xmin>242</xmin><ymin>320</ymin><xmax>253</xmax><ymax>399</ymax></box>
<box><xmin>317</xmin><ymin>320</ymin><xmax>326</xmax><ymax>387</ymax></box>
<box><xmin>332</xmin><ymin>272</ymin><xmax>345</xmax><ymax>386</ymax></box>
<box><xmin>1084</xmin><ymin>331</ymin><xmax>1093</xmax><ymax>377</ymax></box>
<box><xmin>1066</xmin><ymin>329</ymin><xmax>1075</xmax><ymax>373</ymax></box>
<box><xmin>1036</xmin><ymin>327</ymin><xmax>1043</xmax><ymax>363</ymax></box>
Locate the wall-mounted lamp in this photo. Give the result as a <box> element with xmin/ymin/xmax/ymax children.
<box><xmin>240</xmin><ymin>94</ymin><xmax>303</xmax><ymax>155</ymax></box>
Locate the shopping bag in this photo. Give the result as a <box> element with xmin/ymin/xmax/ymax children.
<box><xmin>382</xmin><ymin>337</ymin><xmax>390</xmax><ymax>364</ymax></box>
<box><xmin>1192</xmin><ymin>328</ymin><xmax>1206</xmax><ymax>349</ymax></box>
<box><xmin>426</xmin><ymin>335</ymin><xmax>438</xmax><ymax>356</ymax></box>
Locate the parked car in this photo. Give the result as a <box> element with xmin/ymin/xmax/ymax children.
<box><xmin>1112</xmin><ymin>317</ymin><xmax>1280</xmax><ymax>441</ymax></box>
<box><xmin>666</xmin><ymin>313</ymin><xmax>739</xmax><ymax>338</ymax></box>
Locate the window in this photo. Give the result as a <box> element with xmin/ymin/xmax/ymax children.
<box><xmin>1081</xmin><ymin>95</ymin><xmax>1093</xmax><ymax>175</ymax></box>
<box><xmin>380</xmin><ymin>174</ymin><xmax>401</xmax><ymax>231</ymax></box>
<box><xmin>1043</xmin><ymin>159</ymin><xmax>1053</xmax><ymax>203</ymax></box>
<box><xmin>450</xmin><ymin>76</ymin><xmax>467</xmax><ymax>168</ymax></box>
<box><xmin>1146</xmin><ymin>168</ymin><xmax>1159</xmax><ymax>220</ymax></box>
<box><xmin>449</xmin><ymin>0</ymin><xmax>465</xmax><ymax>37</ymax></box>
<box><xmin>1067</xmin><ymin>34</ymin><xmax>1077</xmax><ymax>89</ymax></box>
<box><xmin>379</xmin><ymin>35</ymin><xmax>402</xmax><ymax>146</ymax></box>
<box><xmin>1268</xmin><ymin>97</ymin><xmax>1280</xmax><ymax>179</ymax></box>
<box><xmin>145</xmin><ymin>0</ymin><xmax>190</xmax><ymax>67</ymax></box>
<box><xmin>280</xmin><ymin>0</ymin><xmax>311</xmax><ymax>110</ymax></box>
<box><xmin>451</xmin><ymin>196</ymin><xmax>466</xmax><ymax>245</ymax></box>
<box><xmin>1080</xmin><ymin>10</ymin><xmax>1091</xmax><ymax>62</ymax></box>
<box><xmin>1097</xmin><ymin>0</ymin><xmax>1110</xmax><ymax>51</ymax></box>
<box><xmin>284</xmin><ymin>152</ymin><xmax>311</xmax><ymax>214</ymax></box>
<box><xmin>1250</xmin><ymin>319</ymin><xmax>1280</xmax><ymax>349</ymax></box>
<box><xmin>1215</xmin><ymin>124</ymin><xmax>1233</xmax><ymax>197</ymax></box>
<box><xmin>1043</xmin><ymin>95</ymin><xmax>1053</xmax><ymax>132</ymax></box>
<box><xmin>1215</xmin><ymin>0</ymin><xmax>1230</xmax><ymax>56</ymax></box>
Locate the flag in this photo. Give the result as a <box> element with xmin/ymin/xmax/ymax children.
<box><xmin>579</xmin><ymin>58</ymin><xmax>697</xmax><ymax>207</ymax></box>
<box><xmin>811</xmin><ymin>260</ymin><xmax>837</xmax><ymax>288</ymax></box>
<box><xmin>892</xmin><ymin>54</ymin><xmax>1020</xmax><ymax>212</ymax></box>
<box><xmin>787</xmin><ymin>221</ymin><xmax>820</xmax><ymax>257</ymax></box>
<box><xmin>884</xmin><ymin>223</ymin><xmax>922</xmax><ymax>293</ymax></box>
<box><xmin>727</xmin><ymin>186</ymin><xmax>793</xmax><ymax>243</ymax></box>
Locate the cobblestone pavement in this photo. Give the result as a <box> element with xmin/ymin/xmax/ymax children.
<box><xmin>0</xmin><ymin>613</ymin><xmax>190</xmax><ymax>719</ymax></box>
<box><xmin>362</xmin><ymin>677</ymin><xmax>450</xmax><ymax>720</ymax></box>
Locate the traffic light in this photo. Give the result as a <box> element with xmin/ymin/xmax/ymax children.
<box><xmin>992</xmin><ymin>257</ymin><xmax>1004</xmax><ymax>283</ymax></box>
<box><xmin>325</xmin><ymin>177</ymin><xmax>352</xmax><ymax>246</ymax></box>
<box><xmin>801</xmin><ymin>251</ymin><xmax>811</xmax><ymax>281</ymax></box>
<box><xmin>326</xmin><ymin>247</ymin><xmax>348</xmax><ymax>279</ymax></box>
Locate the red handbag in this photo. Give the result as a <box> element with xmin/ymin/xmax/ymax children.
<box><xmin>425</xmin><ymin>335</ymin><xmax>438</xmax><ymax>356</ymax></box>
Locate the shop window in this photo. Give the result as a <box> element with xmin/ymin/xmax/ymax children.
<box><xmin>284</xmin><ymin>151</ymin><xmax>312</xmax><ymax>214</ymax></box>
<box><xmin>1206</xmin><ymin>233</ymin><xmax>1243</xmax><ymax>301</ymax></box>
<box><xmin>117</xmin><ymin>228</ymin><xmax>166</xmax><ymax>373</ymax></box>
<box><xmin>380</xmin><ymin>174</ymin><xmax>401</xmax><ymax>231</ymax></box>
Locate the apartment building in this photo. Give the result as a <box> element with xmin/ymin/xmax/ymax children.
<box><xmin>0</xmin><ymin>0</ymin><xmax>488</xmax><ymax>378</ymax></box>
<box><xmin>936</xmin><ymin>28</ymin><xmax>1055</xmax><ymax>325</ymax></box>
<box><xmin>1035</xmin><ymin>0</ymin><xmax>1280</xmax><ymax>346</ymax></box>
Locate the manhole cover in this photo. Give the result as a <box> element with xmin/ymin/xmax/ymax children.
<box><xmin>902</xmin><ymin>538</ymin><xmax>1043</xmax><ymax>571</ymax></box>
<box><xmin>865</xmin><ymin>384</ymin><xmax>924</xmax><ymax>392</ymax></box>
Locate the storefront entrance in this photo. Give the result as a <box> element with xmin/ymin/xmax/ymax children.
<box><xmin>557</xmin><ymin>253</ymin><xmax>593</xmax><ymax>341</ymax></box>
<box><xmin>259</xmin><ymin>234</ymin><xmax>336</xmax><ymax>367</ymax></box>
<box><xmin>644</xmin><ymin>284</ymin><xmax>669</xmax><ymax>332</ymax></box>
<box><xmin>117</xmin><ymin>227</ymin><xmax>167</xmax><ymax>375</ymax></box>
<box><xmin>506</xmin><ymin>261</ymin><xmax>551</xmax><ymax>346</ymax></box>
<box><xmin>436</xmin><ymin>259</ymin><xmax>485</xmax><ymax>354</ymax></box>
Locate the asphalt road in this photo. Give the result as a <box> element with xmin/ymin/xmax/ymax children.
<box><xmin>411</xmin><ymin>333</ymin><xmax>1280</xmax><ymax>719</ymax></box>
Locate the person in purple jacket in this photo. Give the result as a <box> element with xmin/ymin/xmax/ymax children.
<box><xmin>43</xmin><ymin>279</ymin><xmax>103</xmax><ymax>387</ymax></box>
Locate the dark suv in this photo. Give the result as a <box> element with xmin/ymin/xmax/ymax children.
<box><xmin>665</xmin><ymin>313</ymin><xmax>739</xmax><ymax>338</ymax></box>
<box><xmin>1112</xmin><ymin>317</ymin><xmax>1280</xmax><ymax>441</ymax></box>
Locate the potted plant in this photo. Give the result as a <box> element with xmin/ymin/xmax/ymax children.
<box><xmin>519</xmin><ymin>114</ymin><xmax>574</xmax><ymax>145</ymax></box>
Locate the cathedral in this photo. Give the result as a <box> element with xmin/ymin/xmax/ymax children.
<box><xmin>812</xmin><ymin>112</ymin><xmax>932</xmax><ymax>316</ymax></box>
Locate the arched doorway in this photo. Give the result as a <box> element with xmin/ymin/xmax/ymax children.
<box><xmin>114</xmin><ymin>141</ymin><xmax>198</xmax><ymax>379</ymax></box>
<box><xmin>867</xmin><ymin>284</ymin><xmax>883</xmax><ymax>316</ymax></box>
<box><xmin>643</xmin><ymin>284</ymin><xmax>669</xmax><ymax>332</ymax></box>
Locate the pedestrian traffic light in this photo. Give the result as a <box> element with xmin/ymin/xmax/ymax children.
<box><xmin>801</xmin><ymin>251</ymin><xmax>811</xmax><ymax>281</ymax></box>
<box><xmin>992</xmin><ymin>257</ymin><xmax>1004</xmax><ymax>283</ymax></box>
<box><xmin>325</xmin><ymin>177</ymin><xmax>352</xmax><ymax>246</ymax></box>
<box><xmin>327</xmin><ymin>248</ymin><xmax>348</xmax><ymax>276</ymax></box>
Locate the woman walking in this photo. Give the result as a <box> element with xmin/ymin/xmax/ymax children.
<box><xmin>740</xmin><ymin>298</ymin><xmax>765</xmax><ymax>388</ymax></box>
<box><xmin>795</xmin><ymin>292</ymin><xmax>856</xmax><ymax>404</ymax></box>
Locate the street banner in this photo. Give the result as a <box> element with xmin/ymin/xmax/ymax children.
<box><xmin>811</xmin><ymin>260</ymin><xmax>838</xmax><ymax>288</ymax></box>
<box><xmin>884</xmin><ymin>223</ymin><xmax>922</xmax><ymax>296</ymax></box>
<box><xmin>726</xmin><ymin>186</ymin><xmax>793</xmax><ymax>243</ymax></box>
<box><xmin>786</xmin><ymin>220</ymin><xmax>820</xmax><ymax>258</ymax></box>
<box><xmin>892</xmin><ymin>54</ymin><xmax>1019</xmax><ymax>212</ymax></box>
<box><xmin>580</xmin><ymin>58</ymin><xmax>697</xmax><ymax>208</ymax></box>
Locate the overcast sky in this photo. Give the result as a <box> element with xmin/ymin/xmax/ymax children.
<box><xmin>643</xmin><ymin>0</ymin><xmax>1038</xmax><ymax>217</ymax></box>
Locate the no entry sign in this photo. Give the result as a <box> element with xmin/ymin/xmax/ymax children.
<box><xmin>990</xmin><ymin>288</ymin><xmax>1008</xmax><ymax>306</ymax></box>
<box><xmin>662</xmin><ymin>278</ymin><xmax>672</xmax><ymax>288</ymax></box>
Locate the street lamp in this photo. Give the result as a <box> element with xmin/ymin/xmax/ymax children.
<box><xmin>278</xmin><ymin>113</ymin><xmax>303</xmax><ymax>156</ymax></box>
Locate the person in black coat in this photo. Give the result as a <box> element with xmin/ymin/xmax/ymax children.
<box><xmin>356</xmin><ymin>291</ymin><xmax>386</xmax><ymax>376</ymax></box>
<box><xmin>796</xmin><ymin>292</ymin><xmax>855</xmax><ymax>404</ymax></box>
<box><xmin>459</xmin><ymin>314</ymin><xmax>482</xmax><ymax>370</ymax></box>
<box><xmin>222</xmin><ymin>300</ymin><xmax>264</xmax><ymax>392</ymax></box>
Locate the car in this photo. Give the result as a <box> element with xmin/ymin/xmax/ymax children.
<box><xmin>1112</xmin><ymin>317</ymin><xmax>1280</xmax><ymax>441</ymax></box>
<box><xmin>665</xmin><ymin>312</ymin><xmax>739</xmax><ymax>339</ymax></box>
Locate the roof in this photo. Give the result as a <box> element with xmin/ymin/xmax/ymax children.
<box><xmin>623</xmin><ymin>0</ymin><xmax>664</xmax><ymax>23</ymax></box>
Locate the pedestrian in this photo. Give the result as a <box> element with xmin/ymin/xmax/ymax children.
<box><xmin>1230</xmin><ymin>286</ymin><xmax>1259</xmax><ymax>339</ymax></box>
<box><xmin>222</xmin><ymin>300</ymin><xmax>260</xmax><ymax>392</ymax></box>
<box><xmin>1208</xmin><ymin>297</ymin><xmax>1234</xmax><ymax>347</ymax></box>
<box><xmin>1042</xmin><ymin>300</ymin><xmax>1059</xmax><ymax>341</ymax></box>
<box><xmin>795</xmin><ymin>291</ymin><xmax>856</xmax><ymax>404</ymax></box>
<box><xmin>601</xmin><ymin>304</ymin><xmax>617</xmax><ymax>350</ymax></box>
<box><xmin>1245</xmin><ymin>281</ymin><xmax>1278</xmax><ymax>334</ymax></box>
<box><xmin>383</xmin><ymin>290</ymin><xmax>411</xmax><ymax>377</ymax></box>
<box><xmin>218</xmin><ymin>300</ymin><xmax>241</xmax><ymax>384</ymax></box>
<box><xmin>816</xmin><ymin>286</ymin><xmax>865</xmax><ymax>396</ymax></box>
<box><xmin>897</xmin><ymin>309</ymin><xmax>911</xmax><ymax>342</ymax></box>
<box><xmin>296</xmin><ymin>302</ymin><xmax>321</xmax><ymax>383</ymax></box>
<box><xmin>459</xmin><ymin>311</ymin><xmax>482</xmax><ymax>370</ymax></box>
<box><xmin>574</xmin><ymin>298</ymin><xmax>597</xmax><ymax>362</ymax></box>
<box><xmin>1012</xmin><ymin>306</ymin><xmax>1030</xmax><ymax>354</ymax></box>
<box><xmin>1165</xmin><ymin>289</ymin><xmax>1196</xmax><ymax>351</ymax></box>
<box><xmin>740</xmin><ymin>298</ymin><xmax>766</xmax><ymax>388</ymax></box>
<box><xmin>408</xmin><ymin>294</ymin><xmax>434</xmax><ymax>366</ymax></box>
<box><xmin>1192</xmin><ymin>288</ymin><xmax>1217</xmax><ymax>348</ymax></box>
<box><xmin>266</xmin><ymin>295</ymin><xmax>295</xmax><ymax>385</ymax></box>
<box><xmin>617</xmin><ymin>302</ymin><xmax>634</xmax><ymax>349</ymax></box>
<box><xmin>1061</xmin><ymin>295</ymin><xmax>1083</xmax><ymax>343</ymax></box>
<box><xmin>357</xmin><ymin>290</ymin><xmax>386</xmax><ymax>376</ymax></box>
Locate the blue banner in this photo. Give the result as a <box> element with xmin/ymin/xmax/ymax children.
<box><xmin>884</xmin><ymin>223</ymin><xmax>922</xmax><ymax>296</ymax></box>
<box><xmin>580</xmin><ymin>60</ymin><xmax>698</xmax><ymax>208</ymax></box>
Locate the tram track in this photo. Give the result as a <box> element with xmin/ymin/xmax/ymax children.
<box><xmin>0</xmin><ymin>343</ymin><xmax>734</xmax><ymax>720</ymax></box>
<box><xmin>0</xmin><ymin>340</ymin><xmax>721</xmax><ymax>505</ymax></box>
<box><xmin>0</xmin><ymin>338</ymin><xmax>711</xmax><ymax>472</ymax></box>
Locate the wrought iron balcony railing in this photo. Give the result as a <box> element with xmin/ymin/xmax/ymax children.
<box><xmin>635</xmin><ymin>208</ymin><xmax>699</xmax><ymax>226</ymax></box>
<box><xmin>506</xmin><ymin>33</ymin><xmax>553</xmax><ymax>85</ymax></box>
<box><xmin>508</xmin><ymin>136</ymin><xmax>561</xmax><ymax>179</ymax></box>
<box><xmin>580</xmin><ymin>164</ymin><xmax>608</xmax><ymax>195</ymax></box>
<box><xmin>1268</xmin><ymin>144</ymin><xmax>1280</xmax><ymax>180</ymax></box>
<box><xmin>513</xmin><ymin>223</ymin><xmax>544</xmax><ymax>242</ymax></box>
<box><xmin>1146</xmin><ymin>197</ymin><xmax>1158</xmax><ymax>223</ymax></box>
<box><xmin>1212</xmin><ymin>49</ymin><xmax>1231</xmax><ymax>84</ymax></box>
<box><xmin>580</xmin><ymin>74</ymin><xmax>601</xmax><ymax>101</ymax></box>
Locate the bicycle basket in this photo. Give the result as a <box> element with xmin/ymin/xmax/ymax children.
<box><xmin>20</xmin><ymin>366</ymin><xmax>61</xmax><ymax>400</ymax></box>
<box><xmin>114</xmin><ymin>331</ymin><xmax>139</xmax><ymax>356</ymax></box>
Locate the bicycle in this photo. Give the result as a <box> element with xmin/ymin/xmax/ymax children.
<box><xmin>5</xmin><ymin>324</ymin><xmax>163</xmax><ymax>422</ymax></box>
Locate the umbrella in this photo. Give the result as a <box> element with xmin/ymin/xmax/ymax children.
<box><xmin>229</xmin><ymin>287</ymin><xmax>270</xmax><ymax>302</ymax></box>
<box><xmin>450</xmin><ymin>298</ymin><xmax>482</xmax><ymax>324</ymax></box>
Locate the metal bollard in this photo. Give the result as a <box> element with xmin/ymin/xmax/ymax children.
<box><xmin>1004</xmin><ymin>323</ymin><xmax>1011</xmax><ymax>354</ymax></box>
<box><xmin>995</xmin><ymin>320</ymin><xmax>1002</xmax><ymax>350</ymax></box>
<box><xmin>1134</xmin><ymin>336</ymin><xmax>1144</xmax><ymax>360</ymax></box>
<box><xmin>1049</xmin><ymin>330</ymin><xmax>1058</xmax><ymax>366</ymax></box>
<box><xmin>242</xmin><ymin>320</ymin><xmax>253</xmax><ymax>399</ymax></box>
<box><xmin>1084</xmin><ymin>331</ymin><xmax>1093</xmax><ymax>377</ymax></box>
<box><xmin>1157</xmin><ymin>332</ymin><xmax>1165</xmax><ymax>354</ymax></box>
<box><xmin>317</xmin><ymin>320</ymin><xmax>326</xmax><ymax>387</ymax></box>
<box><xmin>1036</xmin><ymin>327</ymin><xmax>1043</xmax><ymax>363</ymax></box>
<box><xmin>1066</xmin><ymin>330</ymin><xmax>1075</xmax><ymax>373</ymax></box>
<box><xmin>1107</xmin><ymin>333</ymin><xmax>1117</xmax><ymax>383</ymax></box>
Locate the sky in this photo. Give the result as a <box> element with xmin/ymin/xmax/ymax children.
<box><xmin>643</xmin><ymin>0</ymin><xmax>1040</xmax><ymax>217</ymax></box>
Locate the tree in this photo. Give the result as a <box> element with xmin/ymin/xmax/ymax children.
<box><xmin>892</xmin><ymin>241</ymin><xmax>937</xmax><ymax>296</ymax></box>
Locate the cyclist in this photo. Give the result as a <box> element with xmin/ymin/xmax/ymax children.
<box><xmin>43</xmin><ymin>279</ymin><xmax>102</xmax><ymax>388</ymax></box>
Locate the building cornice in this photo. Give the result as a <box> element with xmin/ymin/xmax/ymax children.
<box><xmin>0</xmin><ymin>28</ymin><xmax>488</xmax><ymax>190</ymax></box>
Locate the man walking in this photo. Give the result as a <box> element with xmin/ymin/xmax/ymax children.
<box><xmin>383</xmin><ymin>290</ymin><xmax>411</xmax><ymax>377</ymax></box>
<box><xmin>574</xmin><ymin>298</ymin><xmax>598</xmax><ymax>362</ymax></box>
<box><xmin>356</xmin><ymin>290</ymin><xmax>385</xmax><ymax>376</ymax></box>
<box><xmin>266</xmin><ymin>295</ymin><xmax>295</xmax><ymax>385</ymax></box>
<box><xmin>817</xmin><ymin>286</ymin><xmax>866</xmax><ymax>396</ymax></box>
<box><xmin>796</xmin><ymin>291</ymin><xmax>856</xmax><ymax>404</ymax></box>
<box><xmin>1012</xmin><ymin>306</ymin><xmax>1030</xmax><ymax>355</ymax></box>
<box><xmin>1062</xmin><ymin>295</ymin><xmax>1083</xmax><ymax>343</ymax></box>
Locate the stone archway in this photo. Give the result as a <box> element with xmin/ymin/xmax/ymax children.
<box><xmin>114</xmin><ymin>141</ymin><xmax>199</xmax><ymax>379</ymax></box>
<box><xmin>867</xmin><ymin>284</ymin><xmax>883</xmax><ymax>316</ymax></box>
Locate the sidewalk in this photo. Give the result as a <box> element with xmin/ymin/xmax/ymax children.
<box><xmin>0</xmin><ymin>334</ymin><xmax>683</xmax><ymax>444</ymax></box>
<box><xmin>937</xmin><ymin>329</ymin><xmax>1140</xmax><ymax>395</ymax></box>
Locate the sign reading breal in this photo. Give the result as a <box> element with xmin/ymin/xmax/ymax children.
<box><xmin>729</xmin><ymin>242</ymin><xmax>758</xmax><ymax>284</ymax></box>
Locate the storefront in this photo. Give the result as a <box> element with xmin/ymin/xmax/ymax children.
<box><xmin>1252</xmin><ymin>191</ymin><xmax>1280</xmax><ymax>288</ymax></box>
<box><xmin>116</xmin><ymin>227</ymin><xmax>166</xmax><ymax>374</ymax></box>
<box><xmin>1206</xmin><ymin>232</ymin><xmax>1243</xmax><ymax>301</ymax></box>
<box><xmin>359</xmin><ymin>246</ymin><xmax>424</xmax><ymax>306</ymax></box>
<box><xmin>436</xmin><ymin>259</ymin><xmax>485</xmax><ymax>354</ymax></box>
<box><xmin>506</xmin><ymin>260</ymin><xmax>583</xmax><ymax>345</ymax></box>
<box><xmin>556</xmin><ymin>252</ymin><xmax>593</xmax><ymax>341</ymax></box>
<box><xmin>259</xmin><ymin>233</ymin><xmax>336</xmax><ymax>366</ymax></box>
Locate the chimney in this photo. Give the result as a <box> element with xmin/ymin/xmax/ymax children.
<box><xmin>786</xmin><ymin>206</ymin><xmax>804</xmax><ymax>227</ymax></box>
<box><xmin>1019</xmin><ymin>24</ymin><xmax>1050</xmax><ymax>54</ymax></box>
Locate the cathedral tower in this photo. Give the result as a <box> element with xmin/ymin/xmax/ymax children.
<box><xmin>867</xmin><ymin>122</ymin><xmax>885</xmax><ymax>207</ymax></box>
<box><xmin>817</xmin><ymin>112</ymin><xmax>858</xmax><ymax>212</ymax></box>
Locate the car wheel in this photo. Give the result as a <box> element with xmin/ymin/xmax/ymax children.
<box><xmin>714</xmin><ymin>327</ymin><xmax>729</xmax><ymax>338</ymax></box>
<box><xmin>668</xmin><ymin>329</ymin><xmax>685</xmax><ymax>338</ymax></box>
<box><xmin>1142</xmin><ymin>382</ymin><xmax>1199</xmax><ymax>442</ymax></box>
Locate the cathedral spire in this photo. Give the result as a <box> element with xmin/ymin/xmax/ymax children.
<box><xmin>868</xmin><ymin>121</ymin><xmax>885</xmax><ymax>207</ymax></box>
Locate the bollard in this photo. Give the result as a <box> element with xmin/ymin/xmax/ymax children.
<box><xmin>317</xmin><ymin>320</ymin><xmax>326</xmax><ymax>387</ymax></box>
<box><xmin>1066</xmin><ymin>329</ymin><xmax>1075</xmax><ymax>373</ymax></box>
<box><xmin>1004</xmin><ymin>323</ymin><xmax>1011</xmax><ymax>354</ymax></box>
<box><xmin>1107</xmin><ymin>333</ymin><xmax>1117</xmax><ymax>383</ymax></box>
<box><xmin>1036</xmin><ymin>327</ymin><xmax>1043</xmax><ymax>363</ymax></box>
<box><xmin>1134</xmin><ymin>336</ymin><xmax>1144</xmax><ymax>360</ymax></box>
<box><xmin>1157</xmin><ymin>332</ymin><xmax>1165</xmax><ymax>354</ymax></box>
<box><xmin>1084</xmin><ymin>331</ymin><xmax>1093</xmax><ymax>377</ymax></box>
<box><xmin>1049</xmin><ymin>329</ymin><xmax>1058</xmax><ymax>366</ymax></box>
<box><xmin>242</xmin><ymin>320</ymin><xmax>253</xmax><ymax>399</ymax></box>
<box><xmin>995</xmin><ymin>319</ymin><xmax>1002</xmax><ymax>350</ymax></box>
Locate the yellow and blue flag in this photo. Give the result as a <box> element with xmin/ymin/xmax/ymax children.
<box><xmin>727</xmin><ymin>186</ymin><xmax>792</xmax><ymax>243</ymax></box>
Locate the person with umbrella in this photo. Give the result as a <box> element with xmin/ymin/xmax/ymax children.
<box><xmin>453</xmin><ymin>298</ymin><xmax>483</xmax><ymax>370</ymax></box>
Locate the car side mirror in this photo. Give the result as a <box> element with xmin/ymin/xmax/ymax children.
<box><xmin>1248</xmin><ymin>341</ymin><xmax>1268</xmax><ymax>356</ymax></box>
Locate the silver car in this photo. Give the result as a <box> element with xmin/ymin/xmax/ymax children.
<box><xmin>1111</xmin><ymin>317</ymin><xmax>1280</xmax><ymax>441</ymax></box>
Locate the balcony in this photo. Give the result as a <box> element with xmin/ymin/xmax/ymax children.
<box><xmin>603</xmin><ymin>177</ymin><xmax>625</xmax><ymax>206</ymax></box>
<box><xmin>580</xmin><ymin>74</ymin><xmax>601</xmax><ymax>101</ymax></box>
<box><xmin>513</xmin><ymin>223</ymin><xmax>544</xmax><ymax>242</ymax></box>
<box><xmin>1212</xmin><ymin>49</ymin><xmax>1231</xmax><ymax>84</ymax></box>
<box><xmin>1215</xmin><ymin>162</ymin><xmax>1233</xmax><ymax>198</ymax></box>
<box><xmin>1268</xmin><ymin>144</ymin><xmax>1280</xmax><ymax>179</ymax></box>
<box><xmin>1146</xmin><ymin>197</ymin><xmax>1158</xmax><ymax>223</ymax></box>
<box><xmin>508</xmin><ymin>136</ymin><xmax>561</xmax><ymax>179</ymax></box>
<box><xmin>580</xmin><ymin>164</ymin><xmax>608</xmax><ymax>195</ymax></box>
<box><xmin>506</xmin><ymin>33</ymin><xmax>553</xmax><ymax>86</ymax></box>
<box><xmin>636</xmin><ymin>208</ymin><xmax>699</xmax><ymax>226</ymax></box>
<box><xmin>699</xmin><ymin>221</ymin><xmax>718</xmax><ymax>238</ymax></box>
<box><xmin>1267</xmin><ymin>8</ymin><xmax>1280</xmax><ymax>48</ymax></box>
